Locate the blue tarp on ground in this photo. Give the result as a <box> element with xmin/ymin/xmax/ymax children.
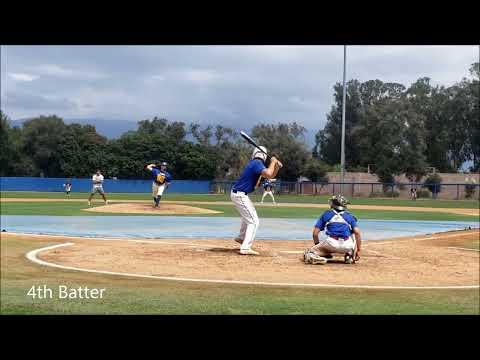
<box><xmin>1</xmin><ymin>215</ymin><xmax>477</xmax><ymax>240</ymax></box>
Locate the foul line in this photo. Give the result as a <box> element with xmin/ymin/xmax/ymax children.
<box><xmin>25</xmin><ymin>243</ymin><xmax>479</xmax><ymax>290</ymax></box>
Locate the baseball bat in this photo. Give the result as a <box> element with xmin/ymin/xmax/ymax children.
<box><xmin>240</xmin><ymin>131</ymin><xmax>272</xmax><ymax>160</ymax></box>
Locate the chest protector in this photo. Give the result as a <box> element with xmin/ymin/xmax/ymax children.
<box><xmin>325</xmin><ymin>210</ymin><xmax>352</xmax><ymax>231</ymax></box>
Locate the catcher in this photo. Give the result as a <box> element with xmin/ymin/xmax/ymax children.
<box><xmin>146</xmin><ymin>162</ymin><xmax>172</xmax><ymax>207</ymax></box>
<box><xmin>304</xmin><ymin>195</ymin><xmax>361</xmax><ymax>265</ymax></box>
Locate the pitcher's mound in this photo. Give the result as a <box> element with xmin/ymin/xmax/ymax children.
<box><xmin>83</xmin><ymin>202</ymin><xmax>222</xmax><ymax>215</ymax></box>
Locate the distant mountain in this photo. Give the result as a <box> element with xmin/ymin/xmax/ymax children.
<box><xmin>11</xmin><ymin>118</ymin><xmax>139</xmax><ymax>139</ymax></box>
<box><xmin>11</xmin><ymin>117</ymin><xmax>318</xmax><ymax>148</ymax></box>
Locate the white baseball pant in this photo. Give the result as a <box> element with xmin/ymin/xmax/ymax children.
<box><xmin>231</xmin><ymin>190</ymin><xmax>259</xmax><ymax>251</ymax></box>
<box><xmin>311</xmin><ymin>235</ymin><xmax>355</xmax><ymax>256</ymax></box>
<box><xmin>261</xmin><ymin>190</ymin><xmax>275</xmax><ymax>203</ymax></box>
<box><xmin>152</xmin><ymin>182</ymin><xmax>166</xmax><ymax>197</ymax></box>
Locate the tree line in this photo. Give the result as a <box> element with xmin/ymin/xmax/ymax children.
<box><xmin>1</xmin><ymin>62</ymin><xmax>478</xmax><ymax>182</ymax></box>
<box><xmin>314</xmin><ymin>62</ymin><xmax>479</xmax><ymax>183</ymax></box>
<box><xmin>0</xmin><ymin>112</ymin><xmax>325</xmax><ymax>181</ymax></box>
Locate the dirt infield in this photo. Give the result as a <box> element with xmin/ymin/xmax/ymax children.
<box><xmin>82</xmin><ymin>203</ymin><xmax>222</xmax><ymax>215</ymax></box>
<box><xmin>2</xmin><ymin>197</ymin><xmax>478</xmax><ymax>216</ymax></box>
<box><xmin>12</xmin><ymin>229</ymin><xmax>479</xmax><ymax>288</ymax></box>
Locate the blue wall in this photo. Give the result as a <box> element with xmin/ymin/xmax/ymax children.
<box><xmin>0</xmin><ymin>177</ymin><xmax>211</xmax><ymax>193</ymax></box>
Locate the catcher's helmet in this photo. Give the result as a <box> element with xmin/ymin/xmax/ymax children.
<box><xmin>329</xmin><ymin>194</ymin><xmax>349</xmax><ymax>211</ymax></box>
<box><xmin>252</xmin><ymin>146</ymin><xmax>267</xmax><ymax>162</ymax></box>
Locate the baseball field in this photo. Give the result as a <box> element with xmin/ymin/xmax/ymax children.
<box><xmin>1</xmin><ymin>191</ymin><xmax>479</xmax><ymax>315</ymax></box>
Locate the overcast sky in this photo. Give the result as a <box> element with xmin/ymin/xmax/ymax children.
<box><xmin>1</xmin><ymin>45</ymin><xmax>478</xmax><ymax>132</ymax></box>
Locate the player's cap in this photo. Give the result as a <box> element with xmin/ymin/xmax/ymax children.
<box><xmin>160</xmin><ymin>162</ymin><xmax>168</xmax><ymax>167</ymax></box>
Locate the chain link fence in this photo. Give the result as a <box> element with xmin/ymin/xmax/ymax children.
<box><xmin>210</xmin><ymin>180</ymin><xmax>480</xmax><ymax>200</ymax></box>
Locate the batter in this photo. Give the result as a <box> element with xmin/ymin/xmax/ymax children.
<box><xmin>231</xmin><ymin>146</ymin><xmax>282</xmax><ymax>255</ymax></box>
<box><xmin>146</xmin><ymin>162</ymin><xmax>172</xmax><ymax>207</ymax></box>
<box><xmin>304</xmin><ymin>195</ymin><xmax>362</xmax><ymax>265</ymax></box>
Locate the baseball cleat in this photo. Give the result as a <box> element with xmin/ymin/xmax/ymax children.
<box><xmin>88</xmin><ymin>201</ymin><xmax>91</xmax><ymax>206</ymax></box>
<box><xmin>234</xmin><ymin>237</ymin><xmax>244</xmax><ymax>245</ymax></box>
<box><xmin>304</xmin><ymin>250</ymin><xmax>328</xmax><ymax>265</ymax></box>
<box><xmin>310</xmin><ymin>254</ymin><xmax>328</xmax><ymax>265</ymax></box>
<box><xmin>239</xmin><ymin>249</ymin><xmax>259</xmax><ymax>255</ymax></box>
<box><xmin>344</xmin><ymin>252</ymin><xmax>354</xmax><ymax>264</ymax></box>
<box><xmin>303</xmin><ymin>249</ymin><xmax>311</xmax><ymax>263</ymax></box>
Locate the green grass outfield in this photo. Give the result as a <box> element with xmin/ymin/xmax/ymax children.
<box><xmin>2</xmin><ymin>191</ymin><xmax>479</xmax><ymax>208</ymax></box>
<box><xmin>1</xmin><ymin>236</ymin><xmax>478</xmax><ymax>315</ymax></box>
<box><xmin>1</xmin><ymin>199</ymin><xmax>478</xmax><ymax>222</ymax></box>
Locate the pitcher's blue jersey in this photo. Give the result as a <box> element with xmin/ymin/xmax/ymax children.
<box><xmin>314</xmin><ymin>210</ymin><xmax>358</xmax><ymax>238</ymax></box>
<box><xmin>232</xmin><ymin>159</ymin><xmax>266</xmax><ymax>194</ymax></box>
<box><xmin>152</xmin><ymin>168</ymin><xmax>172</xmax><ymax>185</ymax></box>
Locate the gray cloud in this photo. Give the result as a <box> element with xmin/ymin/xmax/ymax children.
<box><xmin>5</xmin><ymin>91</ymin><xmax>77</xmax><ymax>112</ymax></box>
<box><xmin>1</xmin><ymin>45</ymin><xmax>478</xmax><ymax>133</ymax></box>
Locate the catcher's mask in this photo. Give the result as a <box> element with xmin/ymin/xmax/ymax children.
<box><xmin>329</xmin><ymin>195</ymin><xmax>348</xmax><ymax>211</ymax></box>
<box><xmin>252</xmin><ymin>146</ymin><xmax>267</xmax><ymax>162</ymax></box>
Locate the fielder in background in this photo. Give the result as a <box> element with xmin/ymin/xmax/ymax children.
<box><xmin>63</xmin><ymin>180</ymin><xmax>72</xmax><ymax>198</ymax></box>
<box><xmin>260</xmin><ymin>178</ymin><xmax>276</xmax><ymax>205</ymax></box>
<box><xmin>88</xmin><ymin>170</ymin><xmax>108</xmax><ymax>206</ymax></box>
<box><xmin>304</xmin><ymin>195</ymin><xmax>361</xmax><ymax>265</ymax></box>
<box><xmin>231</xmin><ymin>146</ymin><xmax>282</xmax><ymax>255</ymax></box>
<box><xmin>410</xmin><ymin>187</ymin><xmax>418</xmax><ymax>201</ymax></box>
<box><xmin>146</xmin><ymin>162</ymin><xmax>172</xmax><ymax>207</ymax></box>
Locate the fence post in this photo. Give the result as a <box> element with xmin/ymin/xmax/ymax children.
<box><xmin>457</xmin><ymin>184</ymin><xmax>459</xmax><ymax>200</ymax></box>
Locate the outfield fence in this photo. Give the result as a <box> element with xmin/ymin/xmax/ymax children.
<box><xmin>0</xmin><ymin>177</ymin><xmax>210</xmax><ymax>194</ymax></box>
<box><xmin>1</xmin><ymin>177</ymin><xmax>479</xmax><ymax>200</ymax></box>
<box><xmin>210</xmin><ymin>181</ymin><xmax>480</xmax><ymax>200</ymax></box>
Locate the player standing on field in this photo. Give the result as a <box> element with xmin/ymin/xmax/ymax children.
<box><xmin>260</xmin><ymin>178</ymin><xmax>276</xmax><ymax>204</ymax></box>
<box><xmin>304</xmin><ymin>195</ymin><xmax>361</xmax><ymax>265</ymax></box>
<box><xmin>231</xmin><ymin>146</ymin><xmax>282</xmax><ymax>255</ymax></box>
<box><xmin>146</xmin><ymin>162</ymin><xmax>172</xmax><ymax>207</ymax></box>
<box><xmin>88</xmin><ymin>170</ymin><xmax>108</xmax><ymax>206</ymax></box>
<box><xmin>410</xmin><ymin>187</ymin><xmax>417</xmax><ymax>201</ymax></box>
<box><xmin>63</xmin><ymin>180</ymin><xmax>72</xmax><ymax>198</ymax></box>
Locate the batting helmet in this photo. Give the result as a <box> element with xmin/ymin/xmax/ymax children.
<box><xmin>329</xmin><ymin>194</ymin><xmax>349</xmax><ymax>211</ymax></box>
<box><xmin>252</xmin><ymin>146</ymin><xmax>267</xmax><ymax>162</ymax></box>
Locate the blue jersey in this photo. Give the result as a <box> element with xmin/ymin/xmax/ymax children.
<box><xmin>314</xmin><ymin>209</ymin><xmax>358</xmax><ymax>238</ymax></box>
<box><xmin>263</xmin><ymin>179</ymin><xmax>273</xmax><ymax>190</ymax></box>
<box><xmin>152</xmin><ymin>168</ymin><xmax>172</xmax><ymax>185</ymax></box>
<box><xmin>232</xmin><ymin>159</ymin><xmax>266</xmax><ymax>194</ymax></box>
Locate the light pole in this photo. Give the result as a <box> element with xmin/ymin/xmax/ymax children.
<box><xmin>340</xmin><ymin>45</ymin><xmax>347</xmax><ymax>195</ymax></box>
